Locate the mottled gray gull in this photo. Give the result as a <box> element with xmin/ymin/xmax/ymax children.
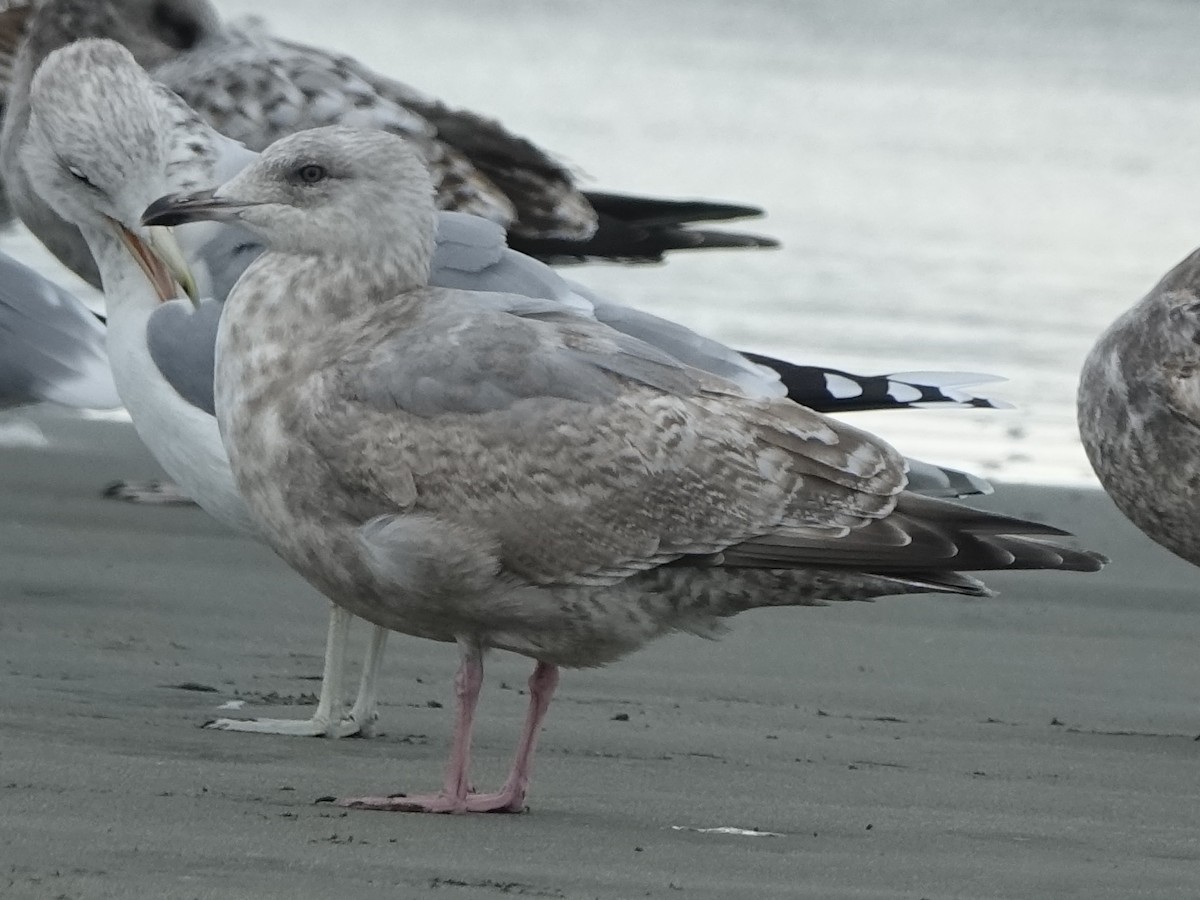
<box><xmin>1079</xmin><ymin>248</ymin><xmax>1200</xmax><ymax>570</ymax></box>
<box><xmin>19</xmin><ymin>39</ymin><xmax>1008</xmax><ymax>741</ymax></box>
<box><xmin>0</xmin><ymin>249</ymin><xmax>118</xmax><ymax>411</ymax></box>
<box><xmin>145</xmin><ymin>125</ymin><xmax>1106</xmax><ymax>814</ymax></box>
<box><xmin>0</xmin><ymin>0</ymin><xmax>777</xmax><ymax>288</ymax></box>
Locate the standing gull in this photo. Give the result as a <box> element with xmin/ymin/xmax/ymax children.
<box><xmin>0</xmin><ymin>0</ymin><xmax>777</xmax><ymax>288</ymax></box>
<box><xmin>145</xmin><ymin>126</ymin><xmax>1106</xmax><ymax>813</ymax></box>
<box><xmin>1079</xmin><ymin>248</ymin><xmax>1200</xmax><ymax>571</ymax></box>
<box><xmin>20</xmin><ymin>40</ymin><xmax>1006</xmax><ymax>739</ymax></box>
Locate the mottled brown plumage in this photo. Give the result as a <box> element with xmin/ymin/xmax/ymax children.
<box><xmin>1079</xmin><ymin>246</ymin><xmax>1200</xmax><ymax>568</ymax></box>
<box><xmin>145</xmin><ymin>126</ymin><xmax>1104</xmax><ymax>813</ymax></box>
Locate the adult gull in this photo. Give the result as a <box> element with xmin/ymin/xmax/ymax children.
<box><xmin>145</xmin><ymin>125</ymin><xmax>1107</xmax><ymax>813</ymax></box>
<box><xmin>19</xmin><ymin>39</ymin><xmax>1014</xmax><ymax>740</ymax></box>
<box><xmin>0</xmin><ymin>0</ymin><xmax>777</xmax><ymax>288</ymax></box>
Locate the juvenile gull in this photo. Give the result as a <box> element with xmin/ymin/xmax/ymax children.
<box><xmin>0</xmin><ymin>0</ymin><xmax>777</xmax><ymax>288</ymax></box>
<box><xmin>0</xmin><ymin>249</ymin><xmax>118</xmax><ymax>411</ymax></box>
<box><xmin>146</xmin><ymin>126</ymin><xmax>1106</xmax><ymax>813</ymax></box>
<box><xmin>19</xmin><ymin>40</ymin><xmax>1008</xmax><ymax>742</ymax></box>
<box><xmin>1079</xmin><ymin>248</ymin><xmax>1200</xmax><ymax>570</ymax></box>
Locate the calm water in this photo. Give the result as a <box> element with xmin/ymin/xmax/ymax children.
<box><xmin>9</xmin><ymin>0</ymin><xmax>1200</xmax><ymax>484</ymax></box>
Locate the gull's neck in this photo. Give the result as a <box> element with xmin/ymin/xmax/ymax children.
<box><xmin>233</xmin><ymin>233</ymin><xmax>433</xmax><ymax>326</ymax></box>
<box><xmin>214</xmin><ymin>248</ymin><xmax>428</xmax><ymax>419</ymax></box>
<box><xmin>82</xmin><ymin>225</ymin><xmax>165</xmax><ymax>320</ymax></box>
<box><xmin>76</xmin><ymin>213</ymin><xmax>262</xmax><ymax>538</ymax></box>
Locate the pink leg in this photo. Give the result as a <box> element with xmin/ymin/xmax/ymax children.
<box><xmin>338</xmin><ymin>654</ymin><xmax>560</xmax><ymax>815</ymax></box>
<box><xmin>339</xmin><ymin>641</ymin><xmax>484</xmax><ymax>813</ymax></box>
<box><xmin>440</xmin><ymin>645</ymin><xmax>484</xmax><ymax>798</ymax></box>
<box><xmin>466</xmin><ymin>661</ymin><xmax>560</xmax><ymax>812</ymax></box>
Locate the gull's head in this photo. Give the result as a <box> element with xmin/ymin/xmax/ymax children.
<box><xmin>143</xmin><ymin>126</ymin><xmax>439</xmax><ymax>287</ymax></box>
<box><xmin>22</xmin><ymin>39</ymin><xmax>219</xmax><ymax>229</ymax></box>
<box><xmin>21</xmin><ymin>39</ymin><xmax>219</xmax><ymax>301</ymax></box>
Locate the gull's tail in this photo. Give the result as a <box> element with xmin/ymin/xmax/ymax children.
<box><xmin>507</xmin><ymin>191</ymin><xmax>779</xmax><ymax>264</ymax></box>
<box><xmin>739</xmin><ymin>355</ymin><xmax>1012</xmax><ymax>413</ymax></box>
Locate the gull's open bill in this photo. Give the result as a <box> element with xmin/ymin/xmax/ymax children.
<box><xmin>110</xmin><ymin>219</ymin><xmax>199</xmax><ymax>306</ymax></box>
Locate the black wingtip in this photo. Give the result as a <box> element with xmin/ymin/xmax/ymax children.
<box><xmin>738</xmin><ymin>355</ymin><xmax>1008</xmax><ymax>414</ymax></box>
<box><xmin>507</xmin><ymin>189</ymin><xmax>779</xmax><ymax>263</ymax></box>
<box><xmin>581</xmin><ymin>191</ymin><xmax>767</xmax><ymax>227</ymax></box>
<box><xmin>511</xmin><ymin>224</ymin><xmax>779</xmax><ymax>265</ymax></box>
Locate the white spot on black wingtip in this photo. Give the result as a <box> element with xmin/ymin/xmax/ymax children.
<box><xmin>823</xmin><ymin>373</ymin><xmax>863</xmax><ymax>399</ymax></box>
<box><xmin>885</xmin><ymin>381</ymin><xmax>923</xmax><ymax>403</ymax></box>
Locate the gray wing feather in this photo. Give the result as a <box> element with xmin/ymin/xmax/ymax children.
<box><xmin>433</xmin><ymin>211</ymin><xmax>506</xmax><ymax>272</ymax></box>
<box><xmin>431</xmin><ymin>214</ymin><xmax>782</xmax><ymax>396</ymax></box>
<box><xmin>0</xmin><ymin>251</ymin><xmax>118</xmax><ymax>409</ymax></box>
<box><xmin>145</xmin><ymin>299</ymin><xmax>222</xmax><ymax>415</ymax></box>
<box><xmin>351</xmin><ymin>291</ymin><xmax>704</xmax><ymax>418</ymax></box>
<box><xmin>317</xmin><ymin>289</ymin><xmax>906</xmax><ymax>587</ymax></box>
<box><xmin>431</xmin><ymin>213</ymin><xmax>785</xmax><ymax>398</ymax></box>
<box><xmin>903</xmin><ymin>458</ymin><xmax>993</xmax><ymax>498</ymax></box>
<box><xmin>432</xmin><ymin>212</ymin><xmax>595</xmax><ymax>314</ymax></box>
<box><xmin>191</xmin><ymin>224</ymin><xmax>262</xmax><ymax>303</ymax></box>
<box><xmin>587</xmin><ymin>299</ymin><xmax>785</xmax><ymax>400</ymax></box>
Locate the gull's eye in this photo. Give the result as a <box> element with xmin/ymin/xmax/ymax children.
<box><xmin>295</xmin><ymin>163</ymin><xmax>327</xmax><ymax>185</ymax></box>
<box><xmin>67</xmin><ymin>165</ymin><xmax>94</xmax><ymax>187</ymax></box>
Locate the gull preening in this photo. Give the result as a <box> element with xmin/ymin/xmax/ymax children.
<box><xmin>17</xmin><ymin>38</ymin><xmax>1012</xmax><ymax>742</ymax></box>
<box><xmin>143</xmin><ymin>125</ymin><xmax>1105</xmax><ymax>813</ymax></box>
<box><xmin>0</xmin><ymin>0</ymin><xmax>779</xmax><ymax>290</ymax></box>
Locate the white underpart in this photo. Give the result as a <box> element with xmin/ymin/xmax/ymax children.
<box><xmin>89</xmin><ymin>229</ymin><xmax>386</xmax><ymax>737</ymax></box>
<box><xmin>98</xmin><ymin>277</ymin><xmax>255</xmax><ymax>534</ymax></box>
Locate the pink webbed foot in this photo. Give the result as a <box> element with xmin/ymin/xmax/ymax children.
<box><xmin>337</xmin><ymin>788</ymin><xmax>527</xmax><ymax>814</ymax></box>
<box><xmin>337</xmin><ymin>653</ymin><xmax>557</xmax><ymax>815</ymax></box>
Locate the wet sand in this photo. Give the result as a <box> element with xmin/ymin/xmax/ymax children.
<box><xmin>2</xmin><ymin>411</ymin><xmax>1198</xmax><ymax>899</ymax></box>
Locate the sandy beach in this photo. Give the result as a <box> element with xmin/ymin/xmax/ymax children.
<box><xmin>1</xmin><ymin>410</ymin><xmax>1197</xmax><ymax>898</ymax></box>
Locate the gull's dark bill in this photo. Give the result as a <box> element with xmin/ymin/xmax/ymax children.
<box><xmin>142</xmin><ymin>190</ymin><xmax>256</xmax><ymax>228</ymax></box>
